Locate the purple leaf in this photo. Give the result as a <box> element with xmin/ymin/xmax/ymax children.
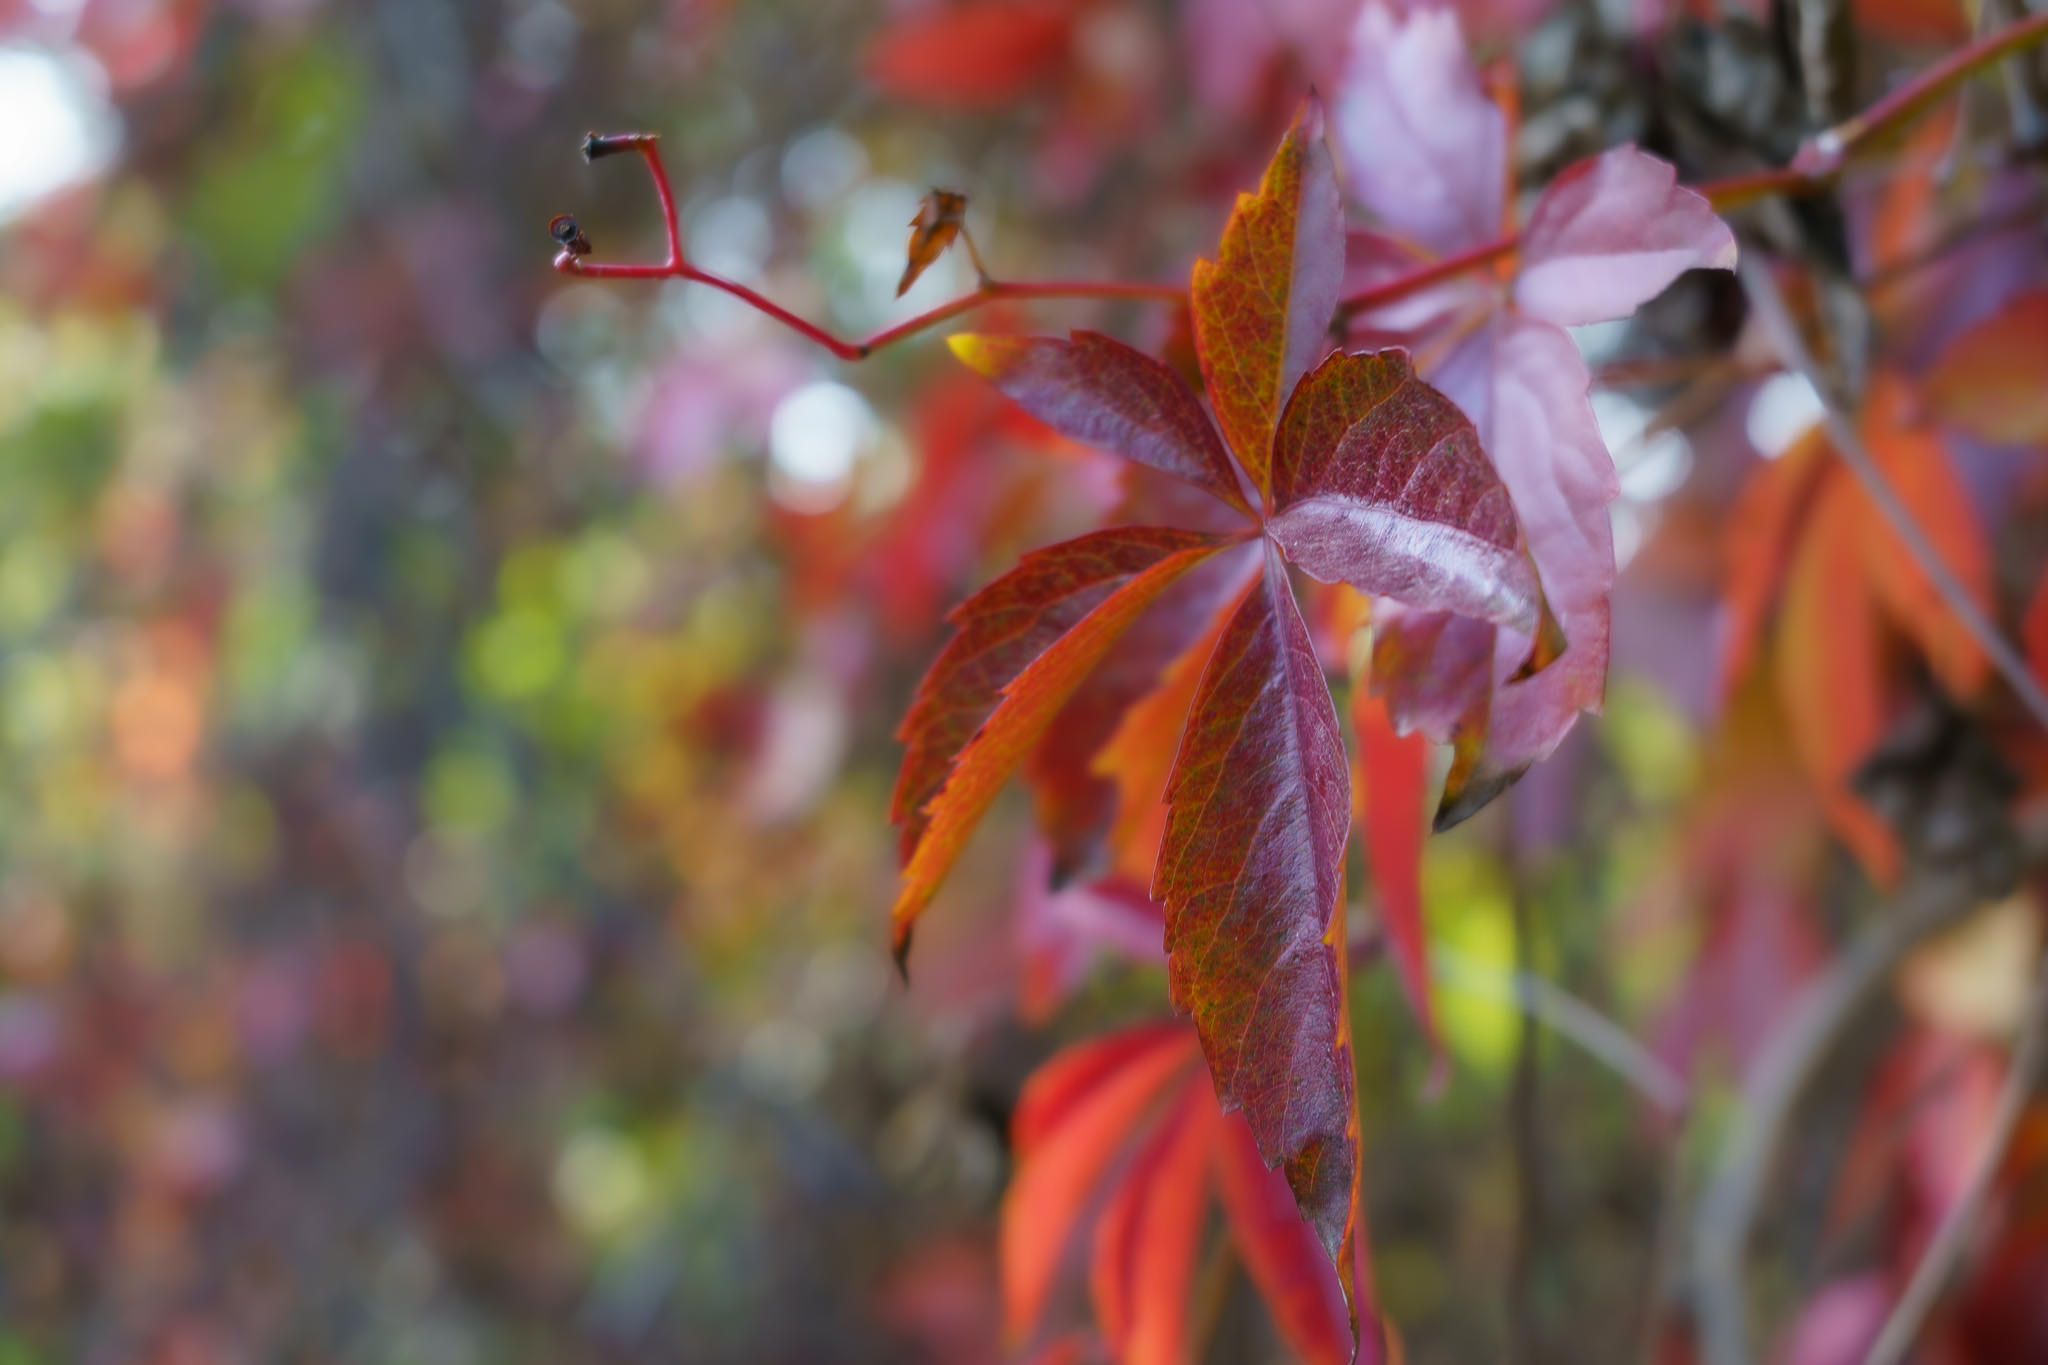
<box><xmin>950</xmin><ymin>331</ymin><xmax>1255</xmax><ymax>515</ymax></box>
<box><xmin>1268</xmin><ymin>349</ymin><xmax>1540</xmax><ymax>631</ymax></box>
<box><xmin>1158</xmin><ymin>543</ymin><xmax>1355</xmax><ymax>1262</ymax></box>
<box><xmin>1334</xmin><ymin>4</ymin><xmax>1505</xmax><ymax>255</ymax></box>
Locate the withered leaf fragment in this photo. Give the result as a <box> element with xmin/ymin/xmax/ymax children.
<box><xmin>899</xmin><ymin>189</ymin><xmax>972</xmax><ymax>296</ymax></box>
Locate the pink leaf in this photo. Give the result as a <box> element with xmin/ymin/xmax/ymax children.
<box><xmin>1513</xmin><ymin>146</ymin><xmax>1739</xmax><ymax>328</ymax></box>
<box><xmin>1433</xmin><ymin>314</ymin><xmax>1616</xmax><ymax>772</ymax></box>
<box><xmin>1334</xmin><ymin>4</ymin><xmax>1505</xmax><ymax>255</ymax></box>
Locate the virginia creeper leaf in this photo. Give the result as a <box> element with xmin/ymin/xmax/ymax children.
<box><xmin>1335</xmin><ymin>4</ymin><xmax>1505</xmax><ymax>255</ymax></box>
<box><xmin>1002</xmin><ymin>1025</ymin><xmax>1202</xmax><ymax>1342</ymax></box>
<box><xmin>1351</xmin><ymin>690</ymin><xmax>1437</xmax><ymax>1059</ymax></box>
<box><xmin>1158</xmin><ymin>544</ymin><xmax>1356</xmax><ymax>1264</ymax></box>
<box><xmin>1433</xmin><ymin>315</ymin><xmax>1614</xmax><ymax>778</ymax></box>
<box><xmin>892</xmin><ymin>526</ymin><xmax>1226</xmax><ymax>864</ymax></box>
<box><xmin>892</xmin><ymin>529</ymin><xmax>1232</xmax><ymax>961</ymax></box>
<box><xmin>950</xmin><ymin>331</ymin><xmax>1255</xmax><ymax>515</ymax></box>
<box><xmin>1717</xmin><ymin>426</ymin><xmax>1832</xmax><ymax>704</ymax></box>
<box><xmin>898</xmin><ymin>189</ymin><xmax>968</xmax><ymax>297</ymax></box>
<box><xmin>1191</xmin><ymin>97</ymin><xmax>1344</xmax><ymax>498</ymax></box>
<box><xmin>1775</xmin><ymin>471</ymin><xmax>1901</xmax><ymax>884</ymax></box>
<box><xmin>1028</xmin><ymin>543</ymin><xmax>1261</xmax><ymax>879</ymax></box>
<box><xmin>1852</xmin><ymin>375</ymin><xmax>1991</xmax><ymax>701</ymax></box>
<box><xmin>1215</xmin><ymin>1104</ymin><xmax>1382</xmax><ymax>1365</ymax></box>
<box><xmin>1512</xmin><ymin>146</ymin><xmax>1739</xmax><ymax>329</ymax></box>
<box><xmin>1089</xmin><ymin>1079</ymin><xmax>1217</xmax><ymax>1365</ymax></box>
<box><xmin>1268</xmin><ymin>348</ymin><xmax>1541</xmax><ymax>631</ymax></box>
<box><xmin>1922</xmin><ymin>289</ymin><xmax>2048</xmax><ymax>446</ymax></box>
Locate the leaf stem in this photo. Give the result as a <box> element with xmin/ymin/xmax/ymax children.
<box><xmin>553</xmin><ymin>139</ymin><xmax>1182</xmax><ymax>361</ymax></box>
<box><xmin>1738</xmin><ymin>253</ymin><xmax>2048</xmax><ymax>733</ymax></box>
<box><xmin>1334</xmin><ymin>8</ymin><xmax>2048</xmax><ymax>322</ymax></box>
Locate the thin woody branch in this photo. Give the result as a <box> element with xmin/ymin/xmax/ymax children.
<box><xmin>550</xmin><ymin>137</ymin><xmax>1181</xmax><ymax>361</ymax></box>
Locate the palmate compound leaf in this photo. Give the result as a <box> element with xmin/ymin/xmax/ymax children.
<box><xmin>1191</xmin><ymin>95</ymin><xmax>1345</xmax><ymax>499</ymax></box>
<box><xmin>890</xmin><ymin>527</ymin><xmax>1237</xmax><ymax>961</ymax></box>
<box><xmin>1157</xmin><ymin>541</ymin><xmax>1358</xmax><ymax>1269</ymax></box>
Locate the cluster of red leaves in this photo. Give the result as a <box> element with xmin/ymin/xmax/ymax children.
<box><xmin>1002</xmin><ymin>1023</ymin><xmax>1375</xmax><ymax>1365</ymax></box>
<box><xmin>883</xmin><ymin>7</ymin><xmax>1743</xmax><ymax>1354</ymax></box>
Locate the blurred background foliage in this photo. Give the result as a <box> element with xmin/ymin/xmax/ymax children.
<box><xmin>0</xmin><ymin>0</ymin><xmax>2034</xmax><ymax>1362</ymax></box>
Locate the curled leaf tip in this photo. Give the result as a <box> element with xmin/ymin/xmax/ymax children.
<box><xmin>891</xmin><ymin>926</ymin><xmax>914</xmax><ymax>982</ymax></box>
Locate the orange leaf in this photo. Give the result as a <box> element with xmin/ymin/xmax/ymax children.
<box><xmin>1775</xmin><ymin>471</ymin><xmax>1900</xmax><ymax>884</ymax></box>
<box><xmin>1091</xmin><ymin>602</ymin><xmax>1236</xmax><ymax>884</ymax></box>
<box><xmin>1191</xmin><ymin>97</ymin><xmax>1344</xmax><ymax>499</ymax></box>
<box><xmin>1002</xmin><ymin>1027</ymin><xmax>1202</xmax><ymax>1342</ymax></box>
<box><xmin>1089</xmin><ymin>1076</ymin><xmax>1219</xmax><ymax>1365</ymax></box>
<box><xmin>1852</xmin><ymin>375</ymin><xmax>1991</xmax><ymax>700</ymax></box>
<box><xmin>898</xmin><ymin>189</ymin><xmax>968</xmax><ymax>297</ymax></box>
<box><xmin>891</xmin><ymin>527</ymin><xmax>1231</xmax><ymax>935</ymax></box>
<box><xmin>1923</xmin><ymin>288</ymin><xmax>2048</xmax><ymax>447</ymax></box>
<box><xmin>1717</xmin><ymin>425</ymin><xmax>1832</xmax><ymax>703</ymax></box>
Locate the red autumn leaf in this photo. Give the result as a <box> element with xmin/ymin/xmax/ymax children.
<box><xmin>1774</xmin><ymin>470</ymin><xmax>1901</xmax><ymax>884</ymax></box>
<box><xmin>899</xmin><ymin>189</ymin><xmax>969</xmax><ymax>297</ymax></box>
<box><xmin>1852</xmin><ymin>375</ymin><xmax>1992</xmax><ymax>701</ymax></box>
<box><xmin>920</xmin><ymin>93</ymin><xmax>1541</xmax><ymax>1293</ymax></box>
<box><xmin>1268</xmin><ymin>348</ymin><xmax>1543</xmax><ymax>632</ymax></box>
<box><xmin>1026</xmin><ymin>544</ymin><xmax>1262</xmax><ymax>878</ymax></box>
<box><xmin>893</xmin><ymin>526</ymin><xmax>1212</xmax><ymax>863</ymax></box>
<box><xmin>1191</xmin><ymin>96</ymin><xmax>1345</xmax><ymax>498</ymax></box>
<box><xmin>1213</xmin><ymin>1097</ymin><xmax>1381</xmax><ymax>1365</ymax></box>
<box><xmin>1351</xmin><ymin>689</ymin><xmax>1438</xmax><ymax>1057</ymax></box>
<box><xmin>950</xmin><ymin>331</ymin><xmax>1255</xmax><ymax>515</ymax></box>
<box><xmin>1157</xmin><ymin>545</ymin><xmax>1356</xmax><ymax>1263</ymax></box>
<box><xmin>1089</xmin><ymin>1080</ymin><xmax>1216</xmax><ymax>1365</ymax></box>
<box><xmin>864</xmin><ymin>0</ymin><xmax>1082</xmax><ymax>110</ymax></box>
<box><xmin>891</xmin><ymin>528</ymin><xmax>1234</xmax><ymax>958</ymax></box>
<box><xmin>1716</xmin><ymin>426</ymin><xmax>1833</xmax><ymax>703</ymax></box>
<box><xmin>1002</xmin><ymin>1023</ymin><xmax>1202</xmax><ymax>1342</ymax></box>
<box><xmin>1922</xmin><ymin>287</ymin><xmax>2048</xmax><ymax>447</ymax></box>
<box><xmin>1005</xmin><ymin>1025</ymin><xmax>1385</xmax><ymax>1365</ymax></box>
